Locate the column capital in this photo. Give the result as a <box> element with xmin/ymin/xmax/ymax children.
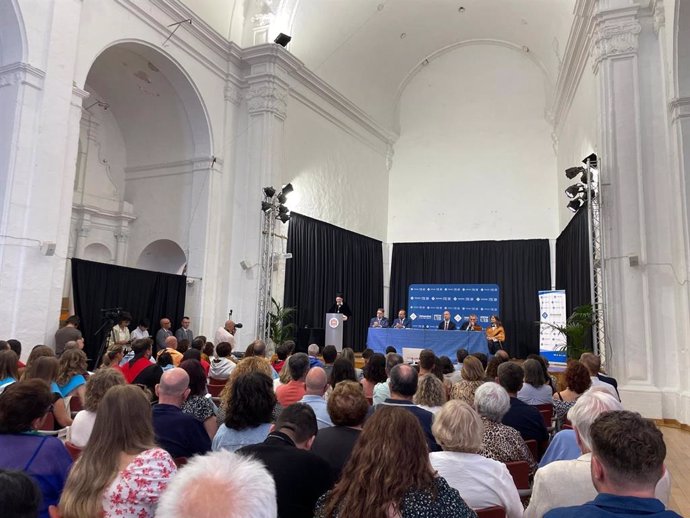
<box><xmin>246</xmin><ymin>82</ymin><xmax>288</xmax><ymax>120</ymax></box>
<box><xmin>590</xmin><ymin>9</ymin><xmax>641</xmax><ymax>72</ymax></box>
<box><xmin>652</xmin><ymin>0</ymin><xmax>665</xmax><ymax>34</ymax></box>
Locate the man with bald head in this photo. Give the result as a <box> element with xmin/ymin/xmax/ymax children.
<box><xmin>215</xmin><ymin>319</ymin><xmax>237</xmax><ymax>350</ymax></box>
<box><xmin>152</xmin><ymin>368</ymin><xmax>211</xmax><ymax>458</ymax></box>
<box><xmin>298</xmin><ymin>367</ymin><xmax>333</xmax><ymax>429</ymax></box>
<box><xmin>156</xmin><ymin>317</ymin><xmax>173</xmax><ymax>352</ymax></box>
<box><xmin>157</xmin><ymin>335</ymin><xmax>183</xmax><ymax>367</ymax></box>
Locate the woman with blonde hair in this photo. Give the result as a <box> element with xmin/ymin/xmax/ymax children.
<box><xmin>56</xmin><ymin>349</ymin><xmax>88</xmax><ymax>403</ymax></box>
<box><xmin>315</xmin><ymin>406</ymin><xmax>474</xmax><ymax>518</ymax></box>
<box><xmin>413</xmin><ymin>372</ymin><xmax>447</xmax><ymax>413</ymax></box>
<box><xmin>58</xmin><ymin>384</ymin><xmax>176</xmax><ymax>518</ymax></box>
<box><xmin>450</xmin><ymin>356</ymin><xmax>485</xmax><ymax>406</ymax></box>
<box><xmin>430</xmin><ymin>400</ymin><xmax>522</xmax><ymax>518</ymax></box>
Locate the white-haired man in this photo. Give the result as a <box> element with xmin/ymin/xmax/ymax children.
<box><xmin>154</xmin><ymin>451</ymin><xmax>277</xmax><ymax>518</ymax></box>
<box><xmin>524</xmin><ymin>389</ymin><xmax>670</xmax><ymax>518</ymax></box>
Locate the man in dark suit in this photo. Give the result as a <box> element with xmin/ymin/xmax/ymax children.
<box><xmin>438</xmin><ymin>310</ymin><xmax>456</xmax><ymax>330</ymax></box>
<box><xmin>238</xmin><ymin>404</ymin><xmax>333</xmax><ymax>518</ymax></box>
<box><xmin>327</xmin><ymin>293</ymin><xmax>352</xmax><ymax>319</ymax></box>
<box><xmin>392</xmin><ymin>309</ymin><xmax>411</xmax><ymax>329</ymax></box>
<box><xmin>369</xmin><ymin>308</ymin><xmax>389</xmax><ymax>328</ymax></box>
<box><xmin>460</xmin><ymin>314</ymin><xmax>482</xmax><ymax>331</ymax></box>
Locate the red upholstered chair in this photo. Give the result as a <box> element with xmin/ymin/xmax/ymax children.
<box><xmin>525</xmin><ymin>439</ymin><xmax>538</xmax><ymax>460</ymax></box>
<box><xmin>476</xmin><ymin>506</ymin><xmax>506</xmax><ymax>518</ymax></box>
<box><xmin>69</xmin><ymin>396</ymin><xmax>83</xmax><ymax>413</ymax></box>
<box><xmin>174</xmin><ymin>457</ymin><xmax>188</xmax><ymax>468</ymax></box>
<box><xmin>207</xmin><ymin>383</ymin><xmax>224</xmax><ymax>398</ymax></box>
<box><xmin>505</xmin><ymin>461</ymin><xmax>531</xmax><ymax>498</ymax></box>
<box><xmin>38</xmin><ymin>412</ymin><xmax>55</xmax><ymax>431</ymax></box>
<box><xmin>64</xmin><ymin>441</ymin><xmax>83</xmax><ymax>461</ymax></box>
<box><xmin>535</xmin><ymin>403</ymin><xmax>554</xmax><ymax>428</ymax></box>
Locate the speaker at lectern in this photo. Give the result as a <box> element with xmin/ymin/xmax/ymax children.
<box><xmin>324</xmin><ymin>313</ymin><xmax>343</xmax><ymax>352</ymax></box>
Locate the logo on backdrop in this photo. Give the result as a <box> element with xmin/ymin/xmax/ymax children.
<box><xmin>538</xmin><ymin>290</ymin><xmax>567</xmax><ymax>364</ymax></box>
<box><xmin>407</xmin><ymin>284</ymin><xmax>500</xmax><ymax>329</ymax></box>
<box><xmin>328</xmin><ymin>318</ymin><xmax>340</xmax><ymax>329</ymax></box>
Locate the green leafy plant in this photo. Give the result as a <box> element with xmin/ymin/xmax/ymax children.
<box><xmin>268</xmin><ymin>297</ymin><xmax>296</xmax><ymax>346</ymax></box>
<box><xmin>539</xmin><ymin>304</ymin><xmax>594</xmax><ymax>359</ymax></box>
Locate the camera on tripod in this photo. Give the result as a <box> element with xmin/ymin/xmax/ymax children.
<box><xmin>100</xmin><ymin>307</ymin><xmax>124</xmax><ymax>321</ymax></box>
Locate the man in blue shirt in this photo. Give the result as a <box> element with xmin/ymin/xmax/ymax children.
<box><xmin>545</xmin><ymin>411</ymin><xmax>680</xmax><ymax>518</ymax></box>
<box><xmin>299</xmin><ymin>367</ymin><xmax>333</xmax><ymax>429</ymax></box>
<box><xmin>152</xmin><ymin>368</ymin><xmax>211</xmax><ymax>459</ymax></box>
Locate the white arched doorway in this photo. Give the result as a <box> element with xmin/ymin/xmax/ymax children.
<box><xmin>136</xmin><ymin>239</ymin><xmax>187</xmax><ymax>275</ymax></box>
<box><xmin>83</xmin><ymin>243</ymin><xmax>114</xmax><ymax>264</ymax></box>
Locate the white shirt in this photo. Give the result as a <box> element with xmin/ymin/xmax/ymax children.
<box><xmin>372</xmin><ymin>380</ymin><xmax>390</xmax><ymax>405</ymax></box>
<box><xmin>69</xmin><ymin>409</ymin><xmax>97</xmax><ymax>448</ymax></box>
<box><xmin>517</xmin><ymin>383</ymin><xmax>554</xmax><ymax>405</ymax></box>
<box><xmin>214</xmin><ymin>327</ymin><xmax>236</xmax><ymax>349</ymax></box>
<box><xmin>131</xmin><ymin>327</ymin><xmax>149</xmax><ymax>340</ymax></box>
<box><xmin>524</xmin><ymin>453</ymin><xmax>671</xmax><ymax>518</ymax></box>
<box><xmin>430</xmin><ymin>451</ymin><xmax>523</xmax><ymax>518</ymax></box>
<box><xmin>589</xmin><ymin>377</ymin><xmax>619</xmax><ymax>399</ymax></box>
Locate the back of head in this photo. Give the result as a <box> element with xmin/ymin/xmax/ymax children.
<box><xmin>7</xmin><ymin>339</ymin><xmax>21</xmax><ymax>359</ymax></box>
<box><xmin>250</xmin><ymin>339</ymin><xmax>266</xmax><ymax>358</ymax></box>
<box><xmin>179</xmin><ymin>359</ymin><xmax>207</xmax><ymax>396</ymax></box>
<box><xmin>177</xmin><ymin>340</ymin><xmax>191</xmax><ymax>354</ymax></box>
<box><xmin>439</xmin><ymin>356</ymin><xmax>454</xmax><ymax>375</ymax></box>
<box><xmin>461</xmin><ymin>355</ymin><xmax>485</xmax><ymax>382</ymax></box>
<box><xmin>322</xmin><ymin>345</ymin><xmax>337</xmax><ymax>364</ymax></box>
<box><xmin>283</xmin><ymin>340</ymin><xmax>296</xmax><ymax>355</ymax></box>
<box><xmin>432</xmin><ymin>400</ymin><xmax>483</xmax><ymax>453</ymax></box>
<box><xmin>413</xmin><ymin>373</ymin><xmax>446</xmax><ymax>408</ymax></box>
<box><xmin>216</xmin><ymin>342</ymin><xmax>232</xmax><ymax>359</ymax></box>
<box><xmin>288</xmin><ymin>352</ymin><xmax>310</xmax><ymax>381</ymax></box>
<box><xmin>226</xmin><ymin>372</ymin><xmax>275</xmax><ymax>430</ymax></box>
<box><xmin>24</xmin><ymin>356</ymin><xmax>59</xmax><ymax>383</ymax></box>
<box><xmin>58</xmin><ymin>349</ymin><xmax>87</xmax><ymax>383</ymax></box>
<box><xmin>65</xmin><ymin>315</ymin><xmax>80</xmax><ymax>327</ymax></box>
<box><xmin>474</xmin><ymin>382</ymin><xmax>510</xmax><ymax>422</ymax></box>
<box><xmin>497</xmin><ymin>361</ymin><xmax>523</xmax><ymax>393</ymax></box>
<box><xmin>0</xmin><ymin>350</ymin><xmax>19</xmax><ymax>380</ymax></box>
<box><xmin>154</xmin><ymin>451</ymin><xmax>277</xmax><ymax>518</ymax></box>
<box><xmin>495</xmin><ymin>349</ymin><xmax>510</xmax><ymax>361</ymax></box>
<box><xmin>0</xmin><ymin>469</ymin><xmax>41</xmax><ymax>518</ymax></box>
<box><xmin>523</xmin><ymin>359</ymin><xmax>546</xmax><ymax>387</ymax></box>
<box><xmin>182</xmin><ymin>349</ymin><xmax>202</xmax><ymax>363</ymax></box>
<box><xmin>329</xmin><ymin>358</ymin><xmax>356</xmax><ymax>388</ymax></box>
<box><xmin>389</xmin><ymin>363</ymin><xmax>418</xmax><ymax>397</ymax></box>
<box><xmin>275</xmin><ymin>403</ymin><xmax>318</xmax><ymax>444</ymax></box>
<box><xmin>307</xmin><ymin>343</ymin><xmax>320</xmax><ymax>357</ymax></box>
<box><xmin>26</xmin><ymin>345</ymin><xmax>54</xmax><ymax>367</ymax></box>
<box><xmin>472</xmin><ymin>352</ymin><xmax>488</xmax><ymax>370</ymax></box>
<box><xmin>191</xmin><ymin>337</ymin><xmax>204</xmax><ymax>351</ymax></box>
<box><xmin>322</xmin><ymin>406</ymin><xmax>433</xmax><ymax>518</ymax></box>
<box><xmin>361</xmin><ymin>348</ymin><xmax>374</xmax><ymax>362</ymax></box>
<box><xmin>484</xmin><ymin>356</ymin><xmax>507</xmax><ymax>380</ymax></box>
<box><xmin>385</xmin><ymin>346</ymin><xmax>397</xmax><ymax>355</ymax></box>
<box><xmin>327</xmin><ymin>380</ymin><xmax>368</xmax><ymax>427</ymax></box>
<box><xmin>305</xmin><ymin>366</ymin><xmax>328</xmax><ymax>394</ymax></box>
<box><xmin>579</xmin><ymin>352</ymin><xmax>601</xmax><ymax>376</ymax></box>
<box><xmin>131</xmin><ymin>338</ymin><xmax>153</xmax><ymax>357</ymax></box>
<box><xmin>275</xmin><ymin>342</ymin><xmax>289</xmax><ymax>361</ymax></box>
<box><xmin>158</xmin><ymin>368</ymin><xmax>190</xmax><ymax>399</ymax></box>
<box><xmin>83</xmin><ymin>368</ymin><xmax>126</xmax><ymax>412</ymax></box>
<box><xmin>418</xmin><ymin>349</ymin><xmax>436</xmax><ymax>371</ymax></box>
<box><xmin>567</xmin><ymin>388</ymin><xmax>623</xmax><ymax>451</ymax></box>
<box><xmin>565</xmin><ymin>360</ymin><xmax>592</xmax><ymax>394</ymax></box>
<box><xmin>362</xmin><ymin>353</ymin><xmax>387</xmax><ymax>384</ymax></box>
<box><xmin>456</xmin><ymin>348</ymin><xmax>469</xmax><ymax>364</ymax></box>
<box><xmin>590</xmin><ymin>411</ymin><xmax>665</xmax><ymax>490</ymax></box>
<box><xmin>0</xmin><ymin>379</ymin><xmax>51</xmax><ymax>433</ymax></box>
<box><xmin>165</xmin><ymin>336</ymin><xmax>178</xmax><ymax>350</ymax></box>
<box><xmin>385</xmin><ymin>352</ymin><xmax>404</xmax><ymax>375</ymax></box>
<box><xmin>340</xmin><ymin>347</ymin><xmax>355</xmax><ymax>365</ymax></box>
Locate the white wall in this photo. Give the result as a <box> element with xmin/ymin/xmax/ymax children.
<box><xmin>283</xmin><ymin>97</ymin><xmax>390</xmax><ymax>241</ymax></box>
<box><xmin>388</xmin><ymin>44</ymin><xmax>558</xmax><ymax>243</ymax></box>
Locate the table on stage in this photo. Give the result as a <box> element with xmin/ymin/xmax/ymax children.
<box><xmin>366</xmin><ymin>328</ymin><xmax>489</xmax><ymax>357</ymax></box>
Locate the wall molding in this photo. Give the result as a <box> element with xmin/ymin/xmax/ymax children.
<box><xmin>669</xmin><ymin>97</ymin><xmax>690</xmax><ymax>123</ymax></box>
<box><xmin>124</xmin><ymin>156</ymin><xmax>218</xmax><ymax>181</ymax></box>
<box><xmin>0</xmin><ymin>61</ymin><xmax>45</xmax><ymax>90</ymax></box>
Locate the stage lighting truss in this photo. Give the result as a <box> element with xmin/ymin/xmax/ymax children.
<box><xmin>256</xmin><ymin>185</ymin><xmax>294</xmax><ymax>343</ymax></box>
<box><xmin>563</xmin><ymin>155</ymin><xmax>607</xmax><ymax>362</ymax></box>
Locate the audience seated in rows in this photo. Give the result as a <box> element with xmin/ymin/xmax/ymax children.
<box><xmin>474</xmin><ymin>382</ymin><xmax>537</xmax><ymax>474</ymax></box>
<box><xmin>314</xmin><ymin>406</ymin><xmax>475</xmax><ymax>518</ymax></box>
<box><xmin>154</xmin><ymin>450</ymin><xmax>277</xmax><ymax>518</ymax></box>
<box><xmin>378</xmin><ymin>363</ymin><xmax>441</xmax><ymax>451</ymax></box>
<box><xmin>56</xmin><ymin>349</ymin><xmax>88</xmax><ymax>403</ymax></box>
<box><xmin>299</xmin><ymin>367</ymin><xmax>333</xmax><ymax>429</ymax></box>
<box><xmin>311</xmin><ymin>380</ymin><xmax>368</xmax><ymax>481</ymax></box>
<box><xmin>209</xmin><ymin>341</ymin><xmax>236</xmax><ymax>380</ymax></box>
<box><xmin>517</xmin><ymin>359</ymin><xmax>554</xmax><ymax>405</ymax></box>
<box><xmin>418</xmin><ymin>349</ymin><xmax>436</xmax><ymax>378</ymax></box>
<box><xmin>152</xmin><ymin>368</ymin><xmax>211</xmax><ymax>458</ymax></box>
<box><xmin>552</xmin><ymin>360</ymin><xmax>592</xmax><ymax>428</ymax></box>
<box><xmin>276</xmin><ymin>353</ymin><xmax>309</xmax><ymax>407</ymax></box>
<box><xmin>0</xmin><ymin>468</ymin><xmax>42</xmax><ymax>518</ymax></box>
<box><xmin>413</xmin><ymin>372</ymin><xmax>447</xmax><ymax>413</ymax></box>
<box><xmin>360</xmin><ymin>352</ymin><xmax>386</xmax><ymax>399</ymax></box>
<box><xmin>0</xmin><ymin>380</ymin><xmax>72</xmax><ymax>518</ymax></box>
<box><xmin>157</xmin><ymin>336</ymin><xmax>183</xmax><ymax>367</ymax></box>
<box><xmin>322</xmin><ymin>345</ymin><xmax>338</xmax><ymax>379</ymax></box>
<box><xmin>179</xmin><ymin>359</ymin><xmax>217</xmax><ymax>438</ymax></box>
<box><xmin>69</xmin><ymin>367</ymin><xmax>126</xmax><ymax>448</ymax></box>
<box><xmin>23</xmin><ymin>355</ymin><xmax>72</xmax><ymax>428</ymax></box>
<box><xmin>119</xmin><ymin>338</ymin><xmax>162</xmax><ymax>395</ymax></box>
<box><xmin>339</xmin><ymin>347</ymin><xmax>362</xmax><ymax>380</ymax></box>
<box><xmin>497</xmin><ymin>362</ymin><xmax>549</xmax><ymax>445</ymax></box>
<box><xmin>239</xmin><ymin>403</ymin><xmax>333</xmax><ymax>518</ymax></box>
<box><xmin>430</xmin><ymin>400</ymin><xmax>522</xmax><ymax>518</ymax></box>
<box><xmin>326</xmin><ymin>358</ymin><xmax>357</xmax><ymax>399</ymax></box>
<box><xmin>372</xmin><ymin>352</ymin><xmax>403</xmax><ymax>405</ymax></box>
<box><xmin>271</xmin><ymin>342</ymin><xmax>289</xmax><ymax>375</ymax></box>
<box><xmin>213</xmin><ymin>371</ymin><xmax>275</xmax><ymax>452</ymax></box>
<box><xmin>526</xmin><ymin>354</ymin><xmax>558</xmax><ymax>393</ymax></box>
<box><xmin>217</xmin><ymin>356</ymin><xmax>277</xmax><ymax>425</ymax></box>
<box><xmin>308</xmin><ymin>344</ymin><xmax>324</xmax><ymax>368</ymax></box>
<box><xmin>450</xmin><ymin>355</ymin><xmax>485</xmax><ymax>406</ymax></box>
<box><xmin>59</xmin><ymin>385</ymin><xmax>176</xmax><ymax>518</ymax></box>
<box><xmin>543</xmin><ymin>411</ymin><xmax>679</xmax><ymax>518</ymax></box>
<box><xmin>527</xmin><ymin>389</ymin><xmax>670</xmax><ymax>518</ymax></box>
<box><xmin>484</xmin><ymin>355</ymin><xmax>508</xmax><ymax>382</ymax></box>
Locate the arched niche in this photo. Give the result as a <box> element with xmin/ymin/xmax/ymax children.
<box><xmin>136</xmin><ymin>239</ymin><xmax>187</xmax><ymax>275</ymax></box>
<box><xmin>83</xmin><ymin>243</ymin><xmax>113</xmax><ymax>264</ymax></box>
<box><xmin>0</xmin><ymin>0</ymin><xmax>25</xmax><ymax>65</ymax></box>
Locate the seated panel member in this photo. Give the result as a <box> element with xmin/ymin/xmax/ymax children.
<box><xmin>460</xmin><ymin>314</ymin><xmax>482</xmax><ymax>331</ymax></box>
<box><xmin>369</xmin><ymin>308</ymin><xmax>389</xmax><ymax>328</ymax></box>
<box><xmin>438</xmin><ymin>311</ymin><xmax>456</xmax><ymax>331</ymax></box>
<box><xmin>392</xmin><ymin>309</ymin><xmax>411</xmax><ymax>329</ymax></box>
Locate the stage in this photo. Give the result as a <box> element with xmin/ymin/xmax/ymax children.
<box><xmin>366</xmin><ymin>328</ymin><xmax>490</xmax><ymax>358</ymax></box>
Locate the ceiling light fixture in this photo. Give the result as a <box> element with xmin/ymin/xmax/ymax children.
<box><xmin>565</xmin><ymin>166</ymin><xmax>585</xmax><ymax>179</ymax></box>
<box><xmin>458</xmin><ymin>6</ymin><xmax>466</xmax><ymax>13</ymax></box>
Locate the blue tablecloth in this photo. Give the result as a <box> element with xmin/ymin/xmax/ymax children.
<box><xmin>366</xmin><ymin>328</ymin><xmax>489</xmax><ymax>357</ymax></box>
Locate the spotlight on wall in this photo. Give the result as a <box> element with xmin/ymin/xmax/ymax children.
<box><xmin>565</xmin><ymin>184</ymin><xmax>584</xmax><ymax>199</ymax></box>
<box><xmin>277</xmin><ymin>193</ymin><xmax>287</xmax><ymax>204</ymax></box>
<box><xmin>277</xmin><ymin>212</ymin><xmax>290</xmax><ymax>223</ymax></box>
<box><xmin>567</xmin><ymin>199</ymin><xmax>584</xmax><ymax>212</ymax></box>
<box><xmin>278</xmin><ymin>204</ymin><xmax>289</xmax><ymax>214</ymax></box>
<box><xmin>263</xmin><ymin>186</ymin><xmax>276</xmax><ymax>198</ymax></box>
<box><xmin>274</xmin><ymin>33</ymin><xmax>292</xmax><ymax>47</ymax></box>
<box><xmin>281</xmin><ymin>183</ymin><xmax>294</xmax><ymax>195</ymax></box>
<box><xmin>565</xmin><ymin>166</ymin><xmax>585</xmax><ymax>179</ymax></box>
<box><xmin>582</xmin><ymin>153</ymin><xmax>598</xmax><ymax>169</ymax></box>
<box><xmin>261</xmin><ymin>201</ymin><xmax>273</xmax><ymax>212</ymax></box>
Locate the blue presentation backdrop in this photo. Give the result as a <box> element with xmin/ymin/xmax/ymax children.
<box><xmin>407</xmin><ymin>284</ymin><xmax>500</xmax><ymax>329</ymax></box>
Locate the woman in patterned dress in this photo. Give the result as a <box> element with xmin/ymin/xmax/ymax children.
<box><xmin>57</xmin><ymin>384</ymin><xmax>176</xmax><ymax>518</ymax></box>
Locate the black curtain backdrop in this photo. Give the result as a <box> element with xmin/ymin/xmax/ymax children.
<box><xmin>389</xmin><ymin>240</ymin><xmax>551</xmax><ymax>358</ymax></box>
<box><xmin>71</xmin><ymin>258</ymin><xmax>187</xmax><ymax>368</ymax></box>
<box><xmin>284</xmin><ymin>213</ymin><xmax>384</xmax><ymax>352</ymax></box>
<box><xmin>556</xmin><ymin>206</ymin><xmax>591</xmax><ymax>315</ymax></box>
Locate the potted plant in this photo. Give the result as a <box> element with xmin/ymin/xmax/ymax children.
<box><xmin>539</xmin><ymin>304</ymin><xmax>594</xmax><ymax>359</ymax></box>
<box><xmin>268</xmin><ymin>297</ymin><xmax>296</xmax><ymax>347</ymax></box>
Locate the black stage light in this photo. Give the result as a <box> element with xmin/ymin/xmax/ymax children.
<box><xmin>277</xmin><ymin>193</ymin><xmax>287</xmax><ymax>204</ymax></box>
<box><xmin>277</xmin><ymin>212</ymin><xmax>290</xmax><ymax>223</ymax></box>
<box><xmin>565</xmin><ymin>184</ymin><xmax>583</xmax><ymax>199</ymax></box>
<box><xmin>565</xmin><ymin>166</ymin><xmax>585</xmax><ymax>179</ymax></box>
<box><xmin>261</xmin><ymin>201</ymin><xmax>273</xmax><ymax>212</ymax></box>
<box><xmin>582</xmin><ymin>153</ymin><xmax>598</xmax><ymax>169</ymax></box>
<box><xmin>567</xmin><ymin>199</ymin><xmax>584</xmax><ymax>212</ymax></box>
<box><xmin>274</xmin><ymin>33</ymin><xmax>292</xmax><ymax>47</ymax></box>
<box><xmin>281</xmin><ymin>183</ymin><xmax>294</xmax><ymax>195</ymax></box>
<box><xmin>263</xmin><ymin>186</ymin><xmax>276</xmax><ymax>198</ymax></box>
<box><xmin>278</xmin><ymin>204</ymin><xmax>289</xmax><ymax>214</ymax></box>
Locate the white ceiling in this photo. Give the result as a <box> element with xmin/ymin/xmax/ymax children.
<box><xmin>182</xmin><ymin>0</ymin><xmax>577</xmax><ymax>130</ymax></box>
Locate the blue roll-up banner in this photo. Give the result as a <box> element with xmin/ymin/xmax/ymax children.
<box><xmin>407</xmin><ymin>284</ymin><xmax>500</xmax><ymax>329</ymax></box>
<box><xmin>539</xmin><ymin>290</ymin><xmax>567</xmax><ymax>364</ymax></box>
